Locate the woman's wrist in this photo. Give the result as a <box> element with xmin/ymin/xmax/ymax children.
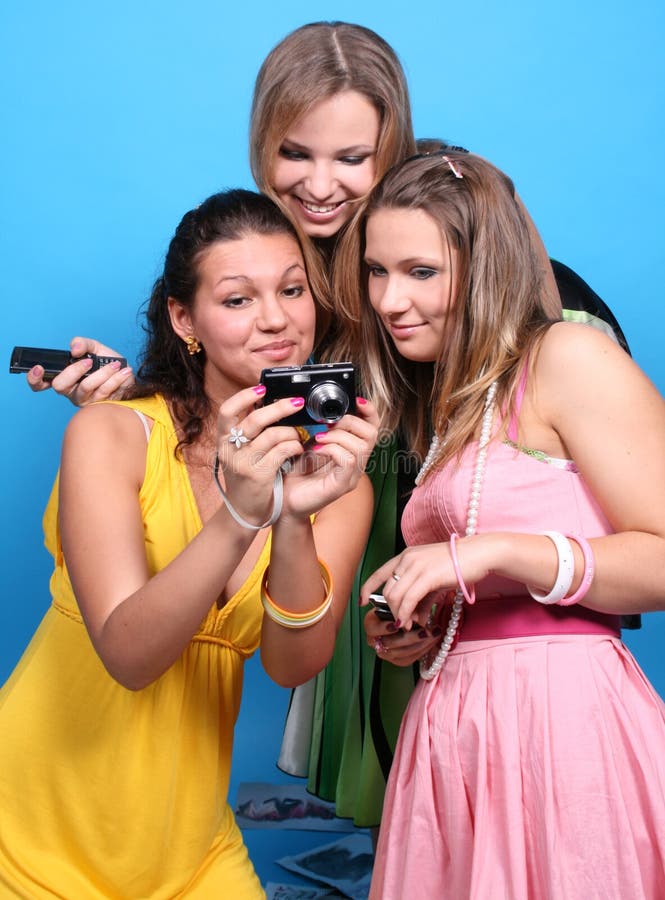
<box><xmin>470</xmin><ymin>531</ymin><xmax>566</xmax><ymax>596</ymax></box>
<box><xmin>271</xmin><ymin>510</ymin><xmax>315</xmax><ymax>532</ymax></box>
<box><xmin>458</xmin><ymin>532</ymin><xmax>506</xmax><ymax>578</ymax></box>
<box><xmin>211</xmin><ymin>501</ymin><xmax>260</xmax><ymax>548</ymax></box>
<box><xmin>213</xmin><ymin>452</ymin><xmax>283</xmax><ymax>530</ymax></box>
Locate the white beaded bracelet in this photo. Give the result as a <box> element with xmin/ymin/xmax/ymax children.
<box><xmin>527</xmin><ymin>531</ymin><xmax>575</xmax><ymax>605</ymax></box>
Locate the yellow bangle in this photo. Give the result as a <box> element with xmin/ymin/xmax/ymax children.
<box><xmin>261</xmin><ymin>560</ymin><xmax>334</xmax><ymax>629</ymax></box>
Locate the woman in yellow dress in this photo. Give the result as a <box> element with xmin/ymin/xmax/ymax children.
<box><xmin>0</xmin><ymin>188</ymin><xmax>377</xmax><ymax>898</ymax></box>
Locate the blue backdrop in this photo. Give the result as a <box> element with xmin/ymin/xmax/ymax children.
<box><xmin>1</xmin><ymin>0</ymin><xmax>663</xmax><ymax>886</ymax></box>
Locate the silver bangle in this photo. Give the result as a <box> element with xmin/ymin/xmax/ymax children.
<box><xmin>213</xmin><ymin>452</ymin><xmax>283</xmax><ymax>531</ymax></box>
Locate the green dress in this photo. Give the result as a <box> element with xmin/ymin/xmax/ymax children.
<box><xmin>278</xmin><ymin>436</ymin><xmax>418</xmax><ymax>826</ymax></box>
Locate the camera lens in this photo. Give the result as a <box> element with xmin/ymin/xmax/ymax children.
<box><xmin>306</xmin><ymin>381</ymin><xmax>349</xmax><ymax>423</ymax></box>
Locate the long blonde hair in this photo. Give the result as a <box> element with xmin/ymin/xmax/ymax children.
<box><xmin>337</xmin><ymin>151</ymin><xmax>556</xmax><ymax>468</ymax></box>
<box><xmin>250</xmin><ymin>21</ymin><xmax>416</xmax><ymax>343</ymax></box>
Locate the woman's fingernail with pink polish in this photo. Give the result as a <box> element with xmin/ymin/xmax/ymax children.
<box><xmin>290</xmin><ymin>397</ymin><xmax>305</xmax><ymax>407</ymax></box>
<box><xmin>253</xmin><ymin>384</ymin><xmax>266</xmax><ymax>396</ymax></box>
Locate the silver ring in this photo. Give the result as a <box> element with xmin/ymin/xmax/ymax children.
<box><xmin>228</xmin><ymin>426</ymin><xmax>250</xmax><ymax>450</ymax></box>
<box><xmin>392</xmin><ymin>572</ymin><xmax>402</xmax><ymax>583</ymax></box>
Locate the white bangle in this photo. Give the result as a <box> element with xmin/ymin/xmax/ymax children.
<box><xmin>213</xmin><ymin>452</ymin><xmax>283</xmax><ymax>530</ymax></box>
<box><xmin>527</xmin><ymin>531</ymin><xmax>575</xmax><ymax>605</ymax></box>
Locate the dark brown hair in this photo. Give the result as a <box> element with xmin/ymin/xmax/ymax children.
<box><xmin>129</xmin><ymin>189</ymin><xmax>318</xmax><ymax>450</ymax></box>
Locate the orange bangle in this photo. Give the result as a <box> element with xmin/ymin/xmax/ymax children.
<box><xmin>261</xmin><ymin>560</ymin><xmax>334</xmax><ymax>628</ymax></box>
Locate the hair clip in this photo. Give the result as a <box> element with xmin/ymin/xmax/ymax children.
<box><xmin>404</xmin><ymin>147</ymin><xmax>464</xmax><ymax>178</ymax></box>
<box><xmin>441</xmin><ymin>155</ymin><xmax>463</xmax><ymax>179</ymax></box>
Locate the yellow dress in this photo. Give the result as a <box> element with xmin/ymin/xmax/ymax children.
<box><xmin>0</xmin><ymin>395</ymin><xmax>266</xmax><ymax>899</ymax></box>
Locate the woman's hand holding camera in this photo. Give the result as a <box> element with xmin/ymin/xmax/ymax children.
<box><xmin>215</xmin><ymin>388</ymin><xmax>378</xmax><ymax>527</ymax></box>
<box><xmin>215</xmin><ymin>386</ymin><xmax>307</xmax><ymax>527</ymax></box>
<box><xmin>280</xmin><ymin>398</ymin><xmax>379</xmax><ymax>519</ymax></box>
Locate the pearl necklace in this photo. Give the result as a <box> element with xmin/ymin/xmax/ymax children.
<box><xmin>419</xmin><ymin>382</ymin><xmax>497</xmax><ymax>681</ymax></box>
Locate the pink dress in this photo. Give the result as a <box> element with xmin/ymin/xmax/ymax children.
<box><xmin>370</xmin><ymin>423</ymin><xmax>665</xmax><ymax>899</ymax></box>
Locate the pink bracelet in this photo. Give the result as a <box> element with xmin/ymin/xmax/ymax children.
<box><xmin>560</xmin><ymin>534</ymin><xmax>595</xmax><ymax>605</ymax></box>
<box><xmin>449</xmin><ymin>533</ymin><xmax>476</xmax><ymax>605</ymax></box>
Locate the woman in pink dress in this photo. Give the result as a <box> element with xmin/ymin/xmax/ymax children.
<box><xmin>336</xmin><ymin>149</ymin><xmax>665</xmax><ymax>898</ymax></box>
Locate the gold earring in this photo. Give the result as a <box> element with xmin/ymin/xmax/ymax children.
<box><xmin>185</xmin><ymin>334</ymin><xmax>201</xmax><ymax>356</ymax></box>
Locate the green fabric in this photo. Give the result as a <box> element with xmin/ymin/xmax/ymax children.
<box><xmin>561</xmin><ymin>307</ymin><xmax>619</xmax><ymax>343</ymax></box>
<box><xmin>305</xmin><ymin>437</ymin><xmax>418</xmax><ymax>826</ymax></box>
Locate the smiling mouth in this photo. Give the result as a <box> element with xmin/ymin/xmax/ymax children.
<box><xmin>298</xmin><ymin>198</ymin><xmax>345</xmax><ymax>215</ymax></box>
<box><xmin>389</xmin><ymin>322</ymin><xmax>424</xmax><ymax>334</ymax></box>
<box><xmin>254</xmin><ymin>341</ymin><xmax>295</xmax><ymax>352</ymax></box>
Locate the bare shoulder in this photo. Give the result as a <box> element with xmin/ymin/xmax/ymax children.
<box><xmin>535</xmin><ymin>321</ymin><xmax>640</xmax><ymax>395</ymax></box>
<box><xmin>537</xmin><ymin>320</ymin><xmax>629</xmax><ymax>369</ymax></box>
<box><xmin>534</xmin><ymin>321</ymin><xmax>663</xmax><ymax>429</ymax></box>
<box><xmin>65</xmin><ymin>400</ymin><xmax>148</xmax><ymax>443</ymax></box>
<box><xmin>63</xmin><ymin>401</ymin><xmax>151</xmax><ymax>484</ymax></box>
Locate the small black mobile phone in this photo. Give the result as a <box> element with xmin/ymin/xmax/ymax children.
<box><xmin>368</xmin><ymin>593</ymin><xmax>395</xmax><ymax>622</ymax></box>
<box><xmin>9</xmin><ymin>346</ymin><xmax>127</xmax><ymax>382</ymax></box>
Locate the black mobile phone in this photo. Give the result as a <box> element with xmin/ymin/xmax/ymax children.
<box><xmin>9</xmin><ymin>346</ymin><xmax>127</xmax><ymax>382</ymax></box>
<box><xmin>368</xmin><ymin>593</ymin><xmax>395</xmax><ymax>622</ymax></box>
